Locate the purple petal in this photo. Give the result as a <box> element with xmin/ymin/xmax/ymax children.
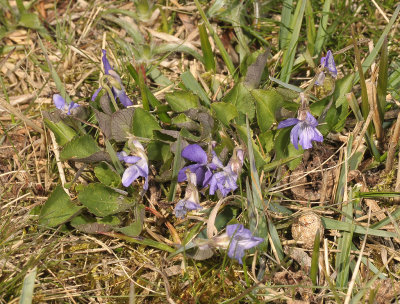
<box><xmin>182</xmin><ymin>144</ymin><xmax>207</xmax><ymax>164</ymax></box>
<box><xmin>278</xmin><ymin>118</ymin><xmax>299</xmax><ymax>129</ymax></box>
<box><xmin>102</xmin><ymin>49</ymin><xmax>112</xmax><ymax>75</ymax></box>
<box><xmin>115</xmin><ymin>89</ymin><xmax>133</xmax><ymax>107</ymax></box>
<box><xmin>174</xmin><ymin>199</ymin><xmax>202</xmax><ymax>219</ymax></box>
<box><xmin>227</xmin><ymin>224</ymin><xmax>243</xmax><ymax>237</ymax></box>
<box><xmin>178</xmin><ymin>164</ymin><xmax>203</xmax><ymax>183</ymax></box>
<box><xmin>208</xmin><ymin>174</ymin><xmax>218</xmax><ymax>195</ymax></box>
<box><xmin>210</xmin><ymin>151</ymin><xmax>224</xmax><ymax>169</ymax></box>
<box><xmin>202</xmin><ymin>168</ymin><xmax>214</xmax><ymax>187</ymax></box>
<box><xmin>298</xmin><ymin>125</ymin><xmax>315</xmax><ymax>149</ymax></box>
<box><xmin>123</xmin><ymin>156</ymin><xmax>141</xmax><ymax>164</ymax></box>
<box><xmin>53</xmin><ymin>94</ymin><xmax>66</xmax><ymax>110</ymax></box>
<box><xmin>91</xmin><ymin>87</ymin><xmax>102</xmax><ymax>101</ymax></box>
<box><xmin>305</xmin><ymin>112</ymin><xmax>318</xmax><ymax>127</ymax></box>
<box><xmin>117</xmin><ymin>151</ymin><xmax>128</xmax><ymax>161</ymax></box>
<box><xmin>325</xmin><ymin>50</ymin><xmax>337</xmax><ymax>78</ymax></box>
<box><xmin>237</xmin><ymin>236</ymin><xmax>264</xmax><ymax>250</ymax></box>
<box><xmin>122</xmin><ymin>165</ymin><xmax>140</xmax><ymax>187</ymax></box>
<box><xmin>312</xmin><ymin>127</ymin><xmax>324</xmax><ymax>143</ymax></box>
<box><xmin>290</xmin><ymin>124</ymin><xmax>301</xmax><ymax>150</ymax></box>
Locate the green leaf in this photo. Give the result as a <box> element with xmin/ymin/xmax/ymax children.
<box><xmin>314</xmin><ymin>0</ymin><xmax>332</xmax><ymax>55</ymax></box>
<box><xmin>78</xmin><ymin>183</ymin><xmax>134</xmax><ymax>217</ymax></box>
<box><xmin>110</xmin><ymin>108</ymin><xmax>135</xmax><ymax>142</ymax></box>
<box><xmin>19</xmin><ymin>13</ymin><xmax>42</xmax><ymax>30</ymax></box>
<box><xmin>235</xmin><ymin>124</ymin><xmax>266</xmax><ymax>169</ymax></box>
<box><xmin>39</xmin><ymin>186</ymin><xmax>83</xmax><ymax>227</ymax></box>
<box><xmin>377</xmin><ymin>37</ymin><xmax>388</xmax><ymax>122</ymax></box>
<box><xmin>168</xmin><ymin>133</ymin><xmax>183</xmax><ymax>201</ymax></box>
<box><xmin>223</xmin><ymin>82</ymin><xmax>256</xmax><ymax>124</ymax></box>
<box><xmin>70</xmin><ymin>215</ymin><xmax>121</xmax><ymax>234</ymax></box>
<box><xmin>103</xmin><ymin>232</ymin><xmax>175</xmax><ymax>253</ymax></box>
<box><xmin>279</xmin><ymin>0</ymin><xmax>293</xmax><ymax>49</ymax></box>
<box><xmin>334</xmin><ymin>73</ymin><xmax>355</xmax><ymax>107</ymax></box>
<box><xmin>305</xmin><ymin>0</ymin><xmax>316</xmax><ymax>55</ymax></box>
<box><xmin>181</xmin><ymin>71</ymin><xmax>210</xmax><ymax>106</ymax></box>
<box><xmin>211</xmin><ymin>102</ymin><xmax>238</xmax><ymax>126</ymax></box>
<box><xmin>193</xmin><ymin>0</ymin><xmax>235</xmax><ymax>77</ymax></box>
<box><xmin>165</xmin><ymin>91</ymin><xmax>199</xmax><ymax>112</ymax></box>
<box><xmin>44</xmin><ymin>118</ymin><xmax>76</xmax><ymax>146</ymax></box>
<box><xmin>310</xmin><ymin>228</ymin><xmax>320</xmax><ymax>289</ymax></box>
<box><xmin>60</xmin><ymin>135</ymin><xmax>101</xmax><ymax>161</ymax></box>
<box><xmin>132</xmin><ymin>107</ymin><xmax>161</xmax><ymax>138</ymax></box>
<box><xmin>354</xmin><ymin>4</ymin><xmax>400</xmax><ymax>84</ymax></box>
<box><xmin>94</xmin><ymin>162</ymin><xmax>121</xmax><ymax>187</ymax></box>
<box><xmin>280</xmin><ymin>0</ymin><xmax>306</xmax><ymax>83</ymax></box>
<box><xmin>115</xmin><ymin>220</ymin><xmax>142</xmax><ymax>237</ymax></box>
<box><xmin>246</xmin><ymin>118</ymin><xmax>268</xmax><ymax>251</ymax></box>
<box><xmin>19</xmin><ymin>267</ymin><xmax>37</xmax><ymax>304</ymax></box>
<box><xmin>251</xmin><ymin>89</ymin><xmax>284</xmax><ymax>132</ymax></box>
<box><xmin>199</xmin><ymin>23</ymin><xmax>215</xmax><ymax>72</ymax></box>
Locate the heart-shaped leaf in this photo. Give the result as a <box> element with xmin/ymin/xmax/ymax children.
<box><xmin>78</xmin><ymin>183</ymin><xmax>134</xmax><ymax>217</ymax></box>
<box><xmin>39</xmin><ymin>186</ymin><xmax>83</xmax><ymax>227</ymax></box>
<box><xmin>60</xmin><ymin>135</ymin><xmax>101</xmax><ymax>161</ymax></box>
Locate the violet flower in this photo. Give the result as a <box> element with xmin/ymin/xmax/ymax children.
<box><xmin>174</xmin><ymin>172</ymin><xmax>202</xmax><ymax>219</ymax></box>
<box><xmin>209</xmin><ymin>148</ymin><xmax>244</xmax><ymax>197</ymax></box>
<box><xmin>92</xmin><ymin>50</ymin><xmax>133</xmax><ymax>107</ymax></box>
<box><xmin>278</xmin><ymin>111</ymin><xmax>323</xmax><ymax>150</ymax></box>
<box><xmin>315</xmin><ymin>50</ymin><xmax>337</xmax><ymax>86</ymax></box>
<box><xmin>178</xmin><ymin>144</ymin><xmax>222</xmax><ymax>187</ymax></box>
<box><xmin>226</xmin><ymin>224</ymin><xmax>264</xmax><ymax>264</ymax></box>
<box><xmin>118</xmin><ymin>140</ymin><xmax>148</xmax><ymax>190</ymax></box>
<box><xmin>53</xmin><ymin>94</ymin><xmax>79</xmax><ymax>115</ymax></box>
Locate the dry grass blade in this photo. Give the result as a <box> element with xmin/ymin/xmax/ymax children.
<box><xmin>0</xmin><ymin>97</ymin><xmax>44</xmax><ymax>133</ymax></box>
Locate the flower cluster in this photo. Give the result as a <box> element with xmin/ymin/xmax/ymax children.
<box><xmin>117</xmin><ymin>139</ymin><xmax>149</xmax><ymax>190</ymax></box>
<box><xmin>178</xmin><ymin>144</ymin><xmax>243</xmax><ymax>197</ymax></box>
<box><xmin>92</xmin><ymin>49</ymin><xmax>133</xmax><ymax>107</ymax></box>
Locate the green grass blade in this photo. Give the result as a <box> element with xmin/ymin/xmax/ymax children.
<box><xmin>352</xmin><ymin>27</ymin><xmax>369</xmax><ymax>121</ymax></box>
<box><xmin>168</xmin><ymin>133</ymin><xmax>182</xmax><ymax>202</ymax></box>
<box><xmin>181</xmin><ymin>71</ymin><xmax>210</xmax><ymax>107</ymax></box>
<box><xmin>199</xmin><ymin>23</ymin><xmax>215</xmax><ymax>72</ymax></box>
<box><xmin>353</xmin><ymin>4</ymin><xmax>400</xmax><ymax>84</ymax></box>
<box><xmin>321</xmin><ymin>217</ymin><xmax>397</xmax><ymax>238</ymax></box>
<box><xmin>268</xmin><ymin>221</ymin><xmax>284</xmax><ymax>262</ymax></box>
<box><xmin>19</xmin><ymin>267</ymin><xmax>37</xmax><ymax>304</ymax></box>
<box><xmin>246</xmin><ymin>118</ymin><xmax>268</xmax><ymax>250</ymax></box>
<box><xmin>279</xmin><ymin>0</ymin><xmax>293</xmax><ymax>49</ymax></box>
<box><xmin>314</xmin><ymin>0</ymin><xmax>331</xmax><ymax>55</ymax></box>
<box><xmin>305</xmin><ymin>0</ymin><xmax>316</xmax><ymax>55</ymax></box>
<box><xmin>346</xmin><ymin>92</ymin><xmax>380</xmax><ymax>161</ymax></box>
<box><xmin>335</xmin><ymin>198</ymin><xmax>354</xmax><ymax>288</ymax></box>
<box><xmin>102</xmin><ymin>232</ymin><xmax>175</xmax><ymax>253</ymax></box>
<box><xmin>102</xmin><ymin>15</ymin><xmax>144</xmax><ymax>45</ymax></box>
<box><xmin>371</xmin><ymin>207</ymin><xmax>400</xmax><ymax>230</ymax></box>
<box><xmin>310</xmin><ymin>229</ymin><xmax>320</xmax><ymax>289</ymax></box>
<box><xmin>126</xmin><ymin>63</ymin><xmax>171</xmax><ymax>123</ymax></box>
<box><xmin>137</xmin><ymin>65</ymin><xmax>150</xmax><ymax>111</ymax></box>
<box><xmin>37</xmin><ymin>36</ymin><xmax>72</xmax><ymax>104</ymax></box>
<box><xmin>376</xmin><ymin>36</ymin><xmax>388</xmax><ymax>122</ymax></box>
<box><xmin>193</xmin><ymin>0</ymin><xmax>236</xmax><ymax>77</ymax></box>
<box><xmin>280</xmin><ymin>0</ymin><xmax>306</xmax><ymax>83</ymax></box>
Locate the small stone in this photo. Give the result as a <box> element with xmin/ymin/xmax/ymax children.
<box><xmin>291</xmin><ymin>212</ymin><xmax>324</xmax><ymax>249</ymax></box>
